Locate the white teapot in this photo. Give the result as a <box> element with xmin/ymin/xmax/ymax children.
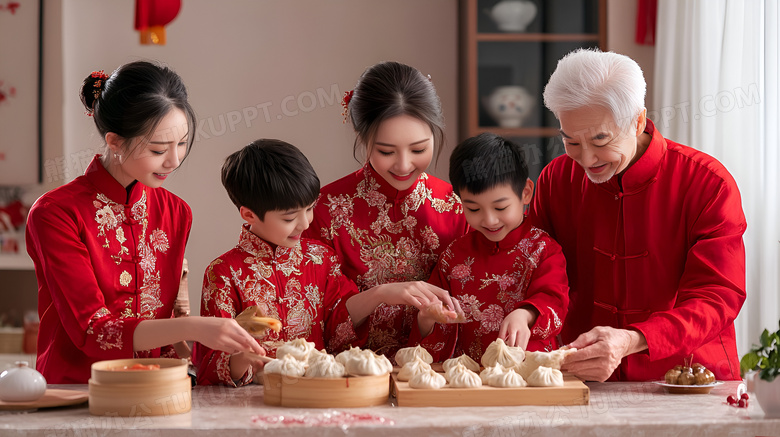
<box><xmin>489</xmin><ymin>0</ymin><xmax>538</xmax><ymax>32</ymax></box>
<box><xmin>0</xmin><ymin>361</ymin><xmax>47</xmax><ymax>402</ymax></box>
<box><xmin>483</xmin><ymin>86</ymin><xmax>535</xmax><ymax>128</ymax></box>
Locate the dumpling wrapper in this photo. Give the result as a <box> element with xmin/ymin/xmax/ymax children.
<box><xmin>481</xmin><ymin>338</ymin><xmax>525</xmax><ymax>368</ymax></box>
<box><xmin>263</xmin><ymin>354</ymin><xmax>306</xmax><ymax>377</ymax></box>
<box><xmin>409</xmin><ymin>368</ymin><xmax>447</xmax><ymax>389</ymax></box>
<box><xmin>276</xmin><ymin>338</ymin><xmax>316</xmax><ymax>362</ymax></box>
<box><xmin>489</xmin><ymin>368</ymin><xmax>527</xmax><ymax>388</ymax></box>
<box><xmin>335</xmin><ymin>346</ymin><xmax>362</xmax><ymax>366</ymax></box>
<box><xmin>304</xmin><ymin>356</ymin><xmax>345</xmax><ymax>378</ymax></box>
<box><xmin>394</xmin><ymin>345</ymin><xmax>433</xmax><ymax>367</ymax></box>
<box><xmin>526</xmin><ymin>366</ymin><xmax>564</xmax><ymax>387</ymax></box>
<box><xmin>479</xmin><ymin>364</ymin><xmax>506</xmax><ymax>385</ymax></box>
<box><xmin>443</xmin><ymin>354</ymin><xmax>480</xmax><ymax>374</ymax></box>
<box><xmin>397</xmin><ymin>356</ymin><xmax>433</xmax><ymax>382</ymax></box>
<box><xmin>345</xmin><ymin>350</ymin><xmax>393</xmax><ymax>376</ymax></box>
<box><xmin>446</xmin><ymin>363</ymin><xmax>483</xmax><ymax>388</ymax></box>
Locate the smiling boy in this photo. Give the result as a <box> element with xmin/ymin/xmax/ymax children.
<box><xmin>411</xmin><ymin>133</ymin><xmax>569</xmax><ymax>362</ymax></box>
<box><xmin>195</xmin><ymin>139</ymin><xmax>367</xmax><ymax>386</ymax></box>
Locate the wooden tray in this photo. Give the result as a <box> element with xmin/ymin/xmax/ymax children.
<box><xmin>391</xmin><ymin>372</ymin><xmax>589</xmax><ymax>407</ymax></box>
<box><xmin>262</xmin><ymin>372</ymin><xmax>390</xmax><ymax>408</ymax></box>
<box><xmin>0</xmin><ymin>389</ymin><xmax>88</xmax><ymax>410</ymax></box>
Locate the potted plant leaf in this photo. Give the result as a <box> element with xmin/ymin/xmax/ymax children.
<box><xmin>740</xmin><ymin>320</ymin><xmax>780</xmax><ymax>417</ymax></box>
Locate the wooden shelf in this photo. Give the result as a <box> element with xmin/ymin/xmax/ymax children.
<box><xmin>475</xmin><ymin>127</ymin><xmax>560</xmax><ymax>137</ymax></box>
<box><xmin>0</xmin><ymin>253</ymin><xmax>34</xmax><ymax>270</ymax></box>
<box><xmin>476</xmin><ymin>33</ymin><xmax>600</xmax><ymax>42</ymax></box>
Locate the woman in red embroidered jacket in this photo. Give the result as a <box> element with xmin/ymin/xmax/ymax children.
<box><xmin>412</xmin><ymin>133</ymin><xmax>569</xmax><ymax>362</ymax></box>
<box><xmin>304</xmin><ymin>62</ymin><xmax>469</xmax><ymax>359</ymax></box>
<box><xmin>529</xmin><ymin>49</ymin><xmax>746</xmax><ymax>382</ymax></box>
<box><xmin>196</xmin><ymin>140</ymin><xmax>371</xmax><ymax>386</ymax></box>
<box><xmin>25</xmin><ymin>62</ymin><xmax>262</xmax><ymax>384</ymax></box>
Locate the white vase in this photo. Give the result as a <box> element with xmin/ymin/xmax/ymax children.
<box><xmin>483</xmin><ymin>86</ymin><xmax>535</xmax><ymax>128</ymax></box>
<box><xmin>754</xmin><ymin>375</ymin><xmax>780</xmax><ymax>418</ymax></box>
<box><xmin>489</xmin><ymin>0</ymin><xmax>538</xmax><ymax>32</ymax></box>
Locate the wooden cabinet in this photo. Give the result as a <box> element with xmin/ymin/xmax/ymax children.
<box><xmin>459</xmin><ymin>0</ymin><xmax>607</xmax><ymax>179</ymax></box>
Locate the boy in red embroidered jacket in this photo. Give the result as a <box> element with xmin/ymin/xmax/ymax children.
<box><xmin>411</xmin><ymin>133</ymin><xmax>569</xmax><ymax>362</ymax></box>
<box><xmin>195</xmin><ymin>140</ymin><xmax>371</xmax><ymax>386</ymax></box>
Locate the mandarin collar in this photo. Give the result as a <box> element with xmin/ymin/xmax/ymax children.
<box><xmin>364</xmin><ymin>163</ymin><xmax>425</xmax><ymax>201</ymax></box>
<box><xmin>604</xmin><ymin>118</ymin><xmax>666</xmax><ymax>194</ymax></box>
<box><xmin>476</xmin><ymin>218</ymin><xmax>533</xmax><ymax>253</ymax></box>
<box><xmin>237</xmin><ymin>223</ymin><xmax>301</xmax><ymax>260</ymax></box>
<box><xmin>84</xmin><ymin>154</ymin><xmax>145</xmax><ymax>205</ymax></box>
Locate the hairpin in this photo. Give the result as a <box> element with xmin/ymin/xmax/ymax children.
<box><xmin>86</xmin><ymin>70</ymin><xmax>109</xmax><ymax>116</ymax></box>
<box><xmin>341</xmin><ymin>90</ymin><xmax>354</xmax><ymax>124</ymax></box>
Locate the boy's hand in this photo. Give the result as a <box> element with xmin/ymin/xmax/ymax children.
<box><xmin>498</xmin><ymin>307</ymin><xmax>538</xmax><ymax>349</ymax></box>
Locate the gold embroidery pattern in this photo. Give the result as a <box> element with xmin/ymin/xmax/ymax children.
<box><xmin>321</xmin><ymin>171</ymin><xmax>460</xmax><ymax>292</ymax></box>
<box><xmin>119</xmin><ymin>271</ymin><xmax>132</xmax><ymax>287</ymax></box>
<box><xmin>87</xmin><ymin>307</ymin><xmax>111</xmax><ymax>336</ymax></box>
<box><xmin>275</xmin><ymin>245</ymin><xmax>303</xmax><ymax>277</ymax></box>
<box><xmin>92</xmin><ymin>191</ymin><xmax>169</xmax><ymax>319</ymax></box>
<box><xmin>448</xmin><ymin>257</ymin><xmax>475</xmax><ymax>287</ymax></box>
<box><xmin>97</xmin><ymin>318</ymin><xmax>124</xmax><ymax>350</ymax></box>
<box><xmin>304</xmin><ymin>284</ymin><xmax>321</xmax><ymax>308</ymax></box>
<box><xmin>282</xmin><ymin>278</ymin><xmax>313</xmax><ymax>339</ymax></box>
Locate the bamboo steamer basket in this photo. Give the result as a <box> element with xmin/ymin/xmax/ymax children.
<box><xmin>89</xmin><ymin>358</ymin><xmax>191</xmax><ymax>416</ymax></box>
<box><xmin>262</xmin><ymin>372</ymin><xmax>390</xmax><ymax>408</ymax></box>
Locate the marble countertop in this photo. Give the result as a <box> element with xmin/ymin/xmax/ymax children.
<box><xmin>2</xmin><ymin>381</ymin><xmax>779</xmax><ymax>436</ymax></box>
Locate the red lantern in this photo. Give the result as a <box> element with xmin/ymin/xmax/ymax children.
<box><xmin>135</xmin><ymin>0</ymin><xmax>181</xmax><ymax>45</ymax></box>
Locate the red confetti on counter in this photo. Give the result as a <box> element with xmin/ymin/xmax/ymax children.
<box><xmin>251</xmin><ymin>410</ymin><xmax>393</xmax><ymax>428</ymax></box>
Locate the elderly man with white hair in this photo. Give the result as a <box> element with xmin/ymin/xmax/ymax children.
<box><xmin>529</xmin><ymin>49</ymin><xmax>746</xmax><ymax>382</ymax></box>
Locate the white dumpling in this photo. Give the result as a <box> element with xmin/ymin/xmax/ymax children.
<box><xmin>489</xmin><ymin>368</ymin><xmax>527</xmax><ymax>388</ymax></box>
<box><xmin>526</xmin><ymin>366</ymin><xmax>564</xmax><ymax>387</ymax></box>
<box><xmin>276</xmin><ymin>338</ymin><xmax>316</xmax><ymax>361</ymax></box>
<box><xmin>335</xmin><ymin>346</ymin><xmax>362</xmax><ymax>366</ymax></box>
<box><xmin>481</xmin><ymin>338</ymin><xmax>525</xmax><ymax>368</ymax></box>
<box><xmin>263</xmin><ymin>354</ymin><xmax>306</xmax><ymax>377</ymax></box>
<box><xmin>345</xmin><ymin>350</ymin><xmax>393</xmax><ymax>376</ymax></box>
<box><xmin>306</xmin><ymin>348</ymin><xmax>331</xmax><ymax>366</ymax></box>
<box><xmin>394</xmin><ymin>345</ymin><xmax>433</xmax><ymax>367</ymax></box>
<box><xmin>479</xmin><ymin>364</ymin><xmax>506</xmax><ymax>385</ymax></box>
<box><xmin>524</xmin><ymin>347</ymin><xmax>576</xmax><ymax>370</ymax></box>
<box><xmin>518</xmin><ymin>347</ymin><xmax>576</xmax><ymax>378</ymax></box>
<box><xmin>446</xmin><ymin>363</ymin><xmax>483</xmax><ymax>388</ymax></box>
<box><xmin>442</xmin><ymin>354</ymin><xmax>481</xmax><ymax>374</ymax></box>
<box><xmin>304</xmin><ymin>355</ymin><xmax>345</xmax><ymax>378</ymax></box>
<box><xmin>397</xmin><ymin>356</ymin><xmax>432</xmax><ymax>382</ymax></box>
<box><xmin>408</xmin><ymin>368</ymin><xmax>447</xmax><ymax>389</ymax></box>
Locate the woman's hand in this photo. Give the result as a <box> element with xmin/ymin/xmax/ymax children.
<box><xmin>498</xmin><ymin>307</ymin><xmax>537</xmax><ymax>349</ymax></box>
<box><xmin>561</xmin><ymin>326</ymin><xmax>647</xmax><ymax>382</ymax></box>
<box><xmin>191</xmin><ymin>316</ymin><xmax>265</xmax><ymax>355</ymax></box>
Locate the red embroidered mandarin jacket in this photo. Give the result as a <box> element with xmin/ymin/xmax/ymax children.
<box><xmin>411</xmin><ymin>220</ymin><xmax>569</xmax><ymax>362</ymax></box>
<box><xmin>195</xmin><ymin>225</ymin><xmax>364</xmax><ymax>386</ymax></box>
<box><xmin>304</xmin><ymin>165</ymin><xmax>469</xmax><ymax>358</ymax></box>
<box><xmin>26</xmin><ymin>156</ymin><xmax>191</xmax><ymax>384</ymax></box>
<box><xmin>528</xmin><ymin>119</ymin><xmax>747</xmax><ymax>381</ymax></box>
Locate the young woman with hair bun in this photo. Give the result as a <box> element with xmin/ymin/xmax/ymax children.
<box><xmin>304</xmin><ymin>61</ymin><xmax>470</xmax><ymax>359</ymax></box>
<box><xmin>26</xmin><ymin>60</ymin><xmax>263</xmax><ymax>384</ymax></box>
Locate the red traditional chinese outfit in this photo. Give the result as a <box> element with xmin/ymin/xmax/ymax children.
<box><xmin>195</xmin><ymin>225</ymin><xmax>364</xmax><ymax>386</ymax></box>
<box><xmin>26</xmin><ymin>155</ymin><xmax>190</xmax><ymax>384</ymax></box>
<box><xmin>529</xmin><ymin>119</ymin><xmax>746</xmax><ymax>381</ymax></box>
<box><xmin>410</xmin><ymin>220</ymin><xmax>568</xmax><ymax>362</ymax></box>
<box><xmin>304</xmin><ymin>164</ymin><xmax>469</xmax><ymax>358</ymax></box>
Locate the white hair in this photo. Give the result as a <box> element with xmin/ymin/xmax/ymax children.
<box><xmin>543</xmin><ymin>49</ymin><xmax>646</xmax><ymax>132</ymax></box>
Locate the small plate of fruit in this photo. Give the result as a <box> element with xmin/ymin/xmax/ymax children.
<box><xmin>654</xmin><ymin>356</ymin><xmax>723</xmax><ymax>394</ymax></box>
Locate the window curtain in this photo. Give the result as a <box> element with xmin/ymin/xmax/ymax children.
<box><xmin>654</xmin><ymin>0</ymin><xmax>779</xmax><ymax>356</ymax></box>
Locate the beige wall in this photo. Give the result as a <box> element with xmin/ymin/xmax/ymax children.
<box><xmin>607</xmin><ymin>0</ymin><xmax>656</xmax><ymax>111</ymax></box>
